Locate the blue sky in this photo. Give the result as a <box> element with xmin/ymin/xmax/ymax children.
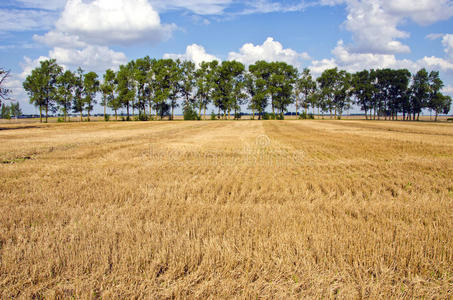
<box><xmin>1</xmin><ymin>0</ymin><xmax>453</xmax><ymax>114</ymax></box>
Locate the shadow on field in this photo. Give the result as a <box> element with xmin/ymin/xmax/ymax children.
<box><xmin>0</xmin><ymin>125</ymin><xmax>40</xmax><ymax>131</ymax></box>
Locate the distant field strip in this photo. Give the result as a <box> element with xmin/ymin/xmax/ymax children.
<box><xmin>0</xmin><ymin>120</ymin><xmax>452</xmax><ymax>298</ymax></box>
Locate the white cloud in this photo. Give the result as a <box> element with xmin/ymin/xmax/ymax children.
<box><xmin>228</xmin><ymin>37</ymin><xmax>310</xmax><ymax>67</ymax></box>
<box><xmin>383</xmin><ymin>0</ymin><xmax>453</xmax><ymax>25</ymax></box>
<box><xmin>14</xmin><ymin>0</ymin><xmax>67</xmax><ymax>10</ymax></box>
<box><xmin>163</xmin><ymin>44</ymin><xmax>219</xmax><ymax>66</ymax></box>
<box><xmin>442</xmin><ymin>34</ymin><xmax>453</xmax><ymax>59</ymax></box>
<box><xmin>321</xmin><ymin>0</ymin><xmax>453</xmax><ymax>55</ymax></box>
<box><xmin>150</xmin><ymin>0</ymin><xmax>233</xmax><ymax>15</ymax></box>
<box><xmin>33</xmin><ymin>31</ymin><xmax>87</xmax><ymax>48</ymax></box>
<box><xmin>238</xmin><ymin>0</ymin><xmax>311</xmax><ymax>15</ymax></box>
<box><xmin>0</xmin><ymin>9</ymin><xmax>57</xmax><ymax>32</ymax></box>
<box><xmin>341</xmin><ymin>0</ymin><xmax>410</xmax><ymax>54</ymax></box>
<box><xmin>309</xmin><ymin>39</ymin><xmax>453</xmax><ymax>76</ymax></box>
<box><xmin>52</xmin><ymin>0</ymin><xmax>175</xmax><ymax>46</ymax></box>
<box><xmin>49</xmin><ymin>46</ymin><xmax>127</xmax><ymax>72</ymax></box>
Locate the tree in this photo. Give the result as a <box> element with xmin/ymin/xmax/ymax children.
<box><xmin>83</xmin><ymin>71</ymin><xmax>99</xmax><ymax>121</ymax></box>
<box><xmin>427</xmin><ymin>70</ymin><xmax>444</xmax><ymax>120</ymax></box>
<box><xmin>116</xmin><ymin>63</ymin><xmax>135</xmax><ymax>120</ymax></box>
<box><xmin>23</xmin><ymin>59</ymin><xmax>62</xmax><ymax>123</ymax></box>
<box><xmin>0</xmin><ymin>68</ymin><xmax>12</xmax><ymax>106</ymax></box>
<box><xmin>410</xmin><ymin>68</ymin><xmax>430</xmax><ymax>121</ymax></box>
<box><xmin>10</xmin><ymin>102</ymin><xmax>22</xmax><ymax>118</ymax></box>
<box><xmin>231</xmin><ymin>70</ymin><xmax>247</xmax><ymax>119</ymax></box>
<box><xmin>101</xmin><ymin>69</ymin><xmax>116</xmax><ymax>121</ymax></box>
<box><xmin>248</xmin><ymin>62</ymin><xmax>271</xmax><ymax>119</ymax></box>
<box><xmin>152</xmin><ymin>59</ymin><xmax>176</xmax><ymax>120</ymax></box>
<box><xmin>295</xmin><ymin>68</ymin><xmax>317</xmax><ymax>117</ymax></box>
<box><xmin>56</xmin><ymin>70</ymin><xmax>76</xmax><ymax>122</ymax></box>
<box><xmin>211</xmin><ymin>60</ymin><xmax>245</xmax><ymax>119</ymax></box>
<box><xmin>353</xmin><ymin>70</ymin><xmax>375</xmax><ymax>120</ymax></box>
<box><xmin>430</xmin><ymin>93</ymin><xmax>452</xmax><ymax>121</ymax></box>
<box><xmin>23</xmin><ymin>68</ymin><xmax>45</xmax><ymax>122</ymax></box>
<box><xmin>179</xmin><ymin>60</ymin><xmax>196</xmax><ymax>109</ymax></box>
<box><xmin>72</xmin><ymin>68</ymin><xmax>85</xmax><ymax>121</ymax></box>
<box><xmin>333</xmin><ymin>70</ymin><xmax>352</xmax><ymax>119</ymax></box>
<box><xmin>269</xmin><ymin>62</ymin><xmax>298</xmax><ymax>118</ymax></box>
<box><xmin>1</xmin><ymin>103</ymin><xmax>11</xmax><ymax>119</ymax></box>
<box><xmin>134</xmin><ymin>57</ymin><xmax>152</xmax><ymax>118</ymax></box>
<box><xmin>245</xmin><ymin>71</ymin><xmax>267</xmax><ymax>119</ymax></box>
<box><xmin>168</xmin><ymin>59</ymin><xmax>182</xmax><ymax>120</ymax></box>
<box><xmin>317</xmin><ymin>68</ymin><xmax>338</xmax><ymax>118</ymax></box>
<box><xmin>195</xmin><ymin>61</ymin><xmax>215</xmax><ymax>119</ymax></box>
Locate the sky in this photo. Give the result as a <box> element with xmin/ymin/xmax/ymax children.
<box><xmin>1</xmin><ymin>0</ymin><xmax>453</xmax><ymax>115</ymax></box>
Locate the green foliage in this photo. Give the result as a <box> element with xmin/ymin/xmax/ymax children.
<box><xmin>234</xmin><ymin>112</ymin><xmax>241</xmax><ymax>119</ymax></box>
<box><xmin>299</xmin><ymin>111</ymin><xmax>308</xmax><ymax>119</ymax></box>
<box><xmin>263</xmin><ymin>112</ymin><xmax>270</xmax><ymax>120</ymax></box>
<box><xmin>1</xmin><ymin>103</ymin><xmax>11</xmax><ymax>119</ymax></box>
<box><xmin>210</xmin><ymin>111</ymin><xmax>217</xmax><ymax>120</ymax></box>
<box><xmin>23</xmin><ymin>59</ymin><xmax>62</xmax><ymax>122</ymax></box>
<box><xmin>57</xmin><ymin>117</ymin><xmax>64</xmax><ymax>122</ymax></box>
<box><xmin>104</xmin><ymin>114</ymin><xmax>110</xmax><ymax>122</ymax></box>
<box><xmin>183</xmin><ymin>104</ymin><xmax>200</xmax><ymax>120</ymax></box>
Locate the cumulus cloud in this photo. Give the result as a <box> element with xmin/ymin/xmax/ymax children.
<box><xmin>163</xmin><ymin>44</ymin><xmax>219</xmax><ymax>66</ymax></box>
<box><xmin>321</xmin><ymin>0</ymin><xmax>453</xmax><ymax>55</ymax></box>
<box><xmin>309</xmin><ymin>39</ymin><xmax>453</xmax><ymax>76</ymax></box>
<box><xmin>228</xmin><ymin>37</ymin><xmax>310</xmax><ymax>67</ymax></box>
<box><xmin>33</xmin><ymin>31</ymin><xmax>88</xmax><ymax>48</ymax></box>
<box><xmin>49</xmin><ymin>46</ymin><xmax>127</xmax><ymax>72</ymax></box>
<box><xmin>52</xmin><ymin>0</ymin><xmax>175</xmax><ymax>46</ymax></box>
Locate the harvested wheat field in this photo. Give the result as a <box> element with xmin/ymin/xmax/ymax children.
<box><xmin>0</xmin><ymin>120</ymin><xmax>452</xmax><ymax>298</ymax></box>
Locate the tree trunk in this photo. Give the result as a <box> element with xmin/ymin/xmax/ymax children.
<box><xmin>127</xmin><ymin>103</ymin><xmax>130</xmax><ymax>121</ymax></box>
<box><xmin>45</xmin><ymin>99</ymin><xmax>48</xmax><ymax>123</ymax></box>
<box><xmin>115</xmin><ymin>110</ymin><xmax>118</xmax><ymax>121</ymax></box>
<box><xmin>104</xmin><ymin>98</ymin><xmax>106</xmax><ymax>121</ymax></box>
<box><xmin>87</xmin><ymin>109</ymin><xmax>90</xmax><ymax>122</ymax></box>
<box><xmin>39</xmin><ymin>105</ymin><xmax>42</xmax><ymax>123</ymax></box>
<box><xmin>203</xmin><ymin>106</ymin><xmax>206</xmax><ymax>120</ymax></box>
<box><xmin>80</xmin><ymin>111</ymin><xmax>83</xmax><ymax>122</ymax></box>
<box><xmin>171</xmin><ymin>104</ymin><xmax>174</xmax><ymax>121</ymax></box>
<box><xmin>435</xmin><ymin>111</ymin><xmax>438</xmax><ymax>122</ymax></box>
<box><xmin>148</xmin><ymin>100</ymin><xmax>153</xmax><ymax>120</ymax></box>
<box><xmin>365</xmin><ymin>109</ymin><xmax>368</xmax><ymax>120</ymax></box>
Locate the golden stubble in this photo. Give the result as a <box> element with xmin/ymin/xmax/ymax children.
<box><xmin>0</xmin><ymin>120</ymin><xmax>452</xmax><ymax>299</ymax></box>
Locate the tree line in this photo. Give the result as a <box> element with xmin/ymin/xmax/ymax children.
<box><xmin>21</xmin><ymin>58</ymin><xmax>452</xmax><ymax>123</ymax></box>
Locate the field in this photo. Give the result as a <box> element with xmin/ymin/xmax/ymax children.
<box><xmin>0</xmin><ymin>120</ymin><xmax>452</xmax><ymax>298</ymax></box>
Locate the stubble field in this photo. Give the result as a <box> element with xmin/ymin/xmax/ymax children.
<box><xmin>0</xmin><ymin>120</ymin><xmax>452</xmax><ymax>298</ymax></box>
